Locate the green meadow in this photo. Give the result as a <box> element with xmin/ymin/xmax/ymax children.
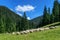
<box><xmin>0</xmin><ymin>26</ymin><xmax>60</xmax><ymax>40</ymax></box>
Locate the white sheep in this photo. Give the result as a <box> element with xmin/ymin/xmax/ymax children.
<box><xmin>22</xmin><ymin>31</ymin><xmax>28</xmax><ymax>34</ymax></box>
<box><xmin>26</xmin><ymin>30</ymin><xmax>30</xmax><ymax>33</ymax></box>
<box><xmin>16</xmin><ymin>32</ymin><xmax>20</xmax><ymax>35</ymax></box>
<box><xmin>33</xmin><ymin>29</ymin><xmax>37</xmax><ymax>32</ymax></box>
<box><xmin>20</xmin><ymin>31</ymin><xmax>24</xmax><ymax>34</ymax></box>
<box><xmin>49</xmin><ymin>27</ymin><xmax>55</xmax><ymax>29</ymax></box>
<box><xmin>12</xmin><ymin>32</ymin><xmax>16</xmax><ymax>34</ymax></box>
<box><xmin>35</xmin><ymin>28</ymin><xmax>40</xmax><ymax>32</ymax></box>
<box><xmin>44</xmin><ymin>28</ymin><xmax>50</xmax><ymax>30</ymax></box>
<box><xmin>29</xmin><ymin>29</ymin><xmax>34</xmax><ymax>33</ymax></box>
<box><xmin>39</xmin><ymin>28</ymin><xmax>45</xmax><ymax>31</ymax></box>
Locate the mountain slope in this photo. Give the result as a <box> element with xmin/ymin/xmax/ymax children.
<box><xmin>0</xmin><ymin>6</ymin><xmax>22</xmax><ymax>22</ymax></box>
<box><xmin>31</xmin><ymin>16</ymin><xmax>43</xmax><ymax>27</ymax></box>
<box><xmin>0</xmin><ymin>6</ymin><xmax>22</xmax><ymax>32</ymax></box>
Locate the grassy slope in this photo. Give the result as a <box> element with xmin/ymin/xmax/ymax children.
<box><xmin>0</xmin><ymin>26</ymin><xmax>60</xmax><ymax>40</ymax></box>
<box><xmin>43</xmin><ymin>22</ymin><xmax>60</xmax><ymax>28</ymax></box>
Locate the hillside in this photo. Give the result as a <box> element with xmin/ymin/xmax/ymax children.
<box><xmin>0</xmin><ymin>6</ymin><xmax>34</xmax><ymax>32</ymax></box>
<box><xmin>0</xmin><ymin>6</ymin><xmax>23</xmax><ymax>32</ymax></box>
<box><xmin>31</xmin><ymin>16</ymin><xmax>43</xmax><ymax>27</ymax></box>
<box><xmin>0</xmin><ymin>6</ymin><xmax>22</xmax><ymax>23</ymax></box>
<box><xmin>0</xmin><ymin>24</ymin><xmax>60</xmax><ymax>40</ymax></box>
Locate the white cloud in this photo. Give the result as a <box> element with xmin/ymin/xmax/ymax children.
<box><xmin>27</xmin><ymin>17</ymin><xmax>31</xmax><ymax>20</ymax></box>
<box><xmin>15</xmin><ymin>5</ymin><xmax>35</xmax><ymax>12</ymax></box>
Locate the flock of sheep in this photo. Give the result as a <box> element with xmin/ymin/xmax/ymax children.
<box><xmin>12</xmin><ymin>26</ymin><xmax>58</xmax><ymax>35</ymax></box>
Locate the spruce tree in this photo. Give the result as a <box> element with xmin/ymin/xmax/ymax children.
<box><xmin>21</xmin><ymin>12</ymin><xmax>29</xmax><ymax>30</ymax></box>
<box><xmin>59</xmin><ymin>4</ymin><xmax>60</xmax><ymax>21</ymax></box>
<box><xmin>0</xmin><ymin>8</ymin><xmax>6</xmax><ymax>33</ymax></box>
<box><xmin>47</xmin><ymin>7</ymin><xmax>51</xmax><ymax>24</ymax></box>
<box><xmin>42</xmin><ymin>6</ymin><xmax>48</xmax><ymax>26</ymax></box>
<box><xmin>50</xmin><ymin>14</ymin><xmax>55</xmax><ymax>23</ymax></box>
<box><xmin>52</xmin><ymin>0</ymin><xmax>59</xmax><ymax>22</ymax></box>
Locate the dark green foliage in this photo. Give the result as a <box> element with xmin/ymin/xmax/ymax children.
<box><xmin>31</xmin><ymin>16</ymin><xmax>43</xmax><ymax>28</ymax></box>
<box><xmin>32</xmin><ymin>0</ymin><xmax>60</xmax><ymax>27</ymax></box>
<box><xmin>0</xmin><ymin>6</ymin><xmax>33</xmax><ymax>33</ymax></box>
<box><xmin>16</xmin><ymin>21</ymin><xmax>21</xmax><ymax>31</ymax></box>
<box><xmin>42</xmin><ymin>6</ymin><xmax>47</xmax><ymax>25</ymax></box>
<box><xmin>58</xmin><ymin>0</ymin><xmax>60</xmax><ymax>22</ymax></box>
<box><xmin>50</xmin><ymin>14</ymin><xmax>55</xmax><ymax>23</ymax></box>
<box><xmin>47</xmin><ymin>8</ymin><xmax>51</xmax><ymax>24</ymax></box>
<box><xmin>21</xmin><ymin>12</ymin><xmax>30</xmax><ymax>30</ymax></box>
<box><xmin>0</xmin><ymin>6</ymin><xmax>22</xmax><ymax>33</ymax></box>
<box><xmin>52</xmin><ymin>0</ymin><xmax>59</xmax><ymax>22</ymax></box>
<box><xmin>42</xmin><ymin>6</ymin><xmax>50</xmax><ymax>26</ymax></box>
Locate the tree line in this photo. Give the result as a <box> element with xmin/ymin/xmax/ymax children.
<box><xmin>0</xmin><ymin>6</ymin><xmax>34</xmax><ymax>33</ymax></box>
<box><xmin>38</xmin><ymin>0</ymin><xmax>60</xmax><ymax>27</ymax></box>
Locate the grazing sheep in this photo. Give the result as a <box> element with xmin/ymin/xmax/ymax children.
<box><xmin>37</xmin><ymin>28</ymin><xmax>41</xmax><ymax>31</ymax></box>
<box><xmin>23</xmin><ymin>31</ymin><xmax>28</xmax><ymax>34</ymax></box>
<box><xmin>12</xmin><ymin>32</ymin><xmax>15</xmax><ymax>34</ymax></box>
<box><xmin>39</xmin><ymin>28</ymin><xmax>45</xmax><ymax>31</ymax></box>
<box><xmin>20</xmin><ymin>31</ymin><xmax>24</xmax><ymax>34</ymax></box>
<box><xmin>49</xmin><ymin>27</ymin><xmax>55</xmax><ymax>29</ymax></box>
<box><xmin>29</xmin><ymin>30</ymin><xmax>34</xmax><ymax>33</ymax></box>
<box><xmin>36</xmin><ymin>28</ymin><xmax>40</xmax><ymax>31</ymax></box>
<box><xmin>16</xmin><ymin>32</ymin><xmax>20</xmax><ymax>35</ymax></box>
<box><xmin>33</xmin><ymin>29</ymin><xmax>37</xmax><ymax>32</ymax></box>
<box><xmin>20</xmin><ymin>31</ymin><xmax>29</xmax><ymax>34</ymax></box>
<box><xmin>33</xmin><ymin>28</ymin><xmax>41</xmax><ymax>32</ymax></box>
<box><xmin>26</xmin><ymin>30</ymin><xmax>30</xmax><ymax>33</ymax></box>
<box><xmin>19</xmin><ymin>26</ymin><xmax>57</xmax><ymax>35</ymax></box>
<box><xmin>55</xmin><ymin>26</ymin><xmax>59</xmax><ymax>28</ymax></box>
<box><xmin>20</xmin><ymin>31</ymin><xmax>27</xmax><ymax>34</ymax></box>
<box><xmin>44</xmin><ymin>28</ymin><xmax>50</xmax><ymax>30</ymax></box>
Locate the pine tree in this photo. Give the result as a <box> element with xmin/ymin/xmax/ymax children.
<box><xmin>0</xmin><ymin>8</ymin><xmax>6</xmax><ymax>33</ymax></box>
<box><xmin>21</xmin><ymin>12</ymin><xmax>29</xmax><ymax>30</ymax></box>
<box><xmin>50</xmin><ymin>14</ymin><xmax>55</xmax><ymax>23</ymax></box>
<box><xmin>59</xmin><ymin>4</ymin><xmax>60</xmax><ymax>21</ymax></box>
<box><xmin>47</xmin><ymin>7</ymin><xmax>51</xmax><ymax>24</ymax></box>
<box><xmin>16</xmin><ymin>20</ymin><xmax>21</xmax><ymax>31</ymax></box>
<box><xmin>42</xmin><ymin>6</ymin><xmax>48</xmax><ymax>26</ymax></box>
<box><xmin>52</xmin><ymin>0</ymin><xmax>59</xmax><ymax>22</ymax></box>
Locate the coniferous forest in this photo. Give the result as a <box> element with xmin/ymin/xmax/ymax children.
<box><xmin>0</xmin><ymin>0</ymin><xmax>60</xmax><ymax>33</ymax></box>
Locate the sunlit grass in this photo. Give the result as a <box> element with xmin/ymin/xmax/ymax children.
<box><xmin>43</xmin><ymin>22</ymin><xmax>60</xmax><ymax>28</ymax></box>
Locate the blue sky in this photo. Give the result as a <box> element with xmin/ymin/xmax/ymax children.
<box><xmin>0</xmin><ymin>0</ymin><xmax>60</xmax><ymax>20</ymax></box>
